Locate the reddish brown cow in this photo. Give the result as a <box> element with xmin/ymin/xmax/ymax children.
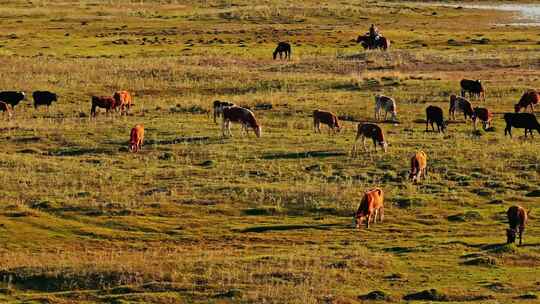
<box><xmin>129</xmin><ymin>124</ymin><xmax>144</xmax><ymax>152</ymax></box>
<box><xmin>222</xmin><ymin>106</ymin><xmax>261</xmax><ymax>137</ymax></box>
<box><xmin>352</xmin><ymin>123</ymin><xmax>387</xmax><ymax>155</ymax></box>
<box><xmin>515</xmin><ymin>90</ymin><xmax>539</xmax><ymax>113</ymax></box>
<box><xmin>507</xmin><ymin>205</ymin><xmax>530</xmax><ymax>245</ymax></box>
<box><xmin>313</xmin><ymin>109</ymin><xmax>341</xmax><ymax>134</ymax></box>
<box><xmin>0</xmin><ymin>101</ymin><xmax>12</xmax><ymax>119</ymax></box>
<box><xmin>472</xmin><ymin>107</ymin><xmax>494</xmax><ymax>130</ymax></box>
<box><xmin>409</xmin><ymin>151</ymin><xmax>427</xmax><ymax>183</ymax></box>
<box><xmin>354</xmin><ymin>188</ymin><xmax>384</xmax><ymax>229</ymax></box>
<box><xmin>91</xmin><ymin>96</ymin><xmax>117</xmax><ymax>117</ymax></box>
<box><xmin>113</xmin><ymin>90</ymin><xmax>133</xmax><ymax>114</ymax></box>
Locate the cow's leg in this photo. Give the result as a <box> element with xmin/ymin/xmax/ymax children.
<box><xmin>425</xmin><ymin>120</ymin><xmax>429</xmax><ymax>132</ymax></box>
<box><xmin>222</xmin><ymin>119</ymin><xmax>227</xmax><ymax>137</ymax></box>
<box><xmin>228</xmin><ymin>122</ymin><xmax>233</xmax><ymax>137</ymax></box>
<box><xmin>373</xmin><ymin>209</ymin><xmax>378</xmax><ymax>224</ymax></box>
<box><xmin>519</xmin><ymin>228</ymin><xmax>523</xmax><ymax>245</ymax></box>
<box><xmin>379</xmin><ymin>207</ymin><xmax>384</xmax><ymax>222</ymax></box>
<box><xmin>384</xmin><ymin>111</ymin><xmax>388</xmax><ymax>121</ymax></box>
<box><xmin>351</xmin><ymin>134</ymin><xmax>360</xmax><ymax>157</ymax></box>
<box><xmin>362</xmin><ymin>136</ymin><xmax>367</xmax><ymax>151</ymax></box>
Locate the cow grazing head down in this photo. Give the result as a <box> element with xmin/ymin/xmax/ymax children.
<box><xmin>254</xmin><ymin>125</ymin><xmax>262</xmax><ymax>138</ymax></box>
<box><xmin>354</xmin><ymin>188</ymin><xmax>384</xmax><ymax>229</ymax></box>
<box><xmin>381</xmin><ymin>141</ymin><xmax>388</xmax><ymax>152</ymax></box>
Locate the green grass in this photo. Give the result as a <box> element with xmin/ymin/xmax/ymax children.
<box><xmin>0</xmin><ymin>0</ymin><xmax>539</xmax><ymax>303</ymax></box>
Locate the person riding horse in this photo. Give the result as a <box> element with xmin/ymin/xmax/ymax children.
<box><xmin>357</xmin><ymin>24</ymin><xmax>390</xmax><ymax>50</ymax></box>
<box><xmin>368</xmin><ymin>24</ymin><xmax>380</xmax><ymax>47</ymax></box>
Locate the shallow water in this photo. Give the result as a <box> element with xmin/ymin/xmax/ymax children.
<box><xmin>423</xmin><ymin>2</ymin><xmax>540</xmax><ymax>26</ymax></box>
<box><xmin>465</xmin><ymin>4</ymin><xmax>540</xmax><ymax>26</ymax></box>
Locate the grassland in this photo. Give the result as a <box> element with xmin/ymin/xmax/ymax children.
<box><xmin>0</xmin><ymin>0</ymin><xmax>539</xmax><ymax>303</ymax></box>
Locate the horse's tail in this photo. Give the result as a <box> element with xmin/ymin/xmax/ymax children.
<box><xmin>273</xmin><ymin>49</ymin><xmax>278</xmax><ymax>60</ymax></box>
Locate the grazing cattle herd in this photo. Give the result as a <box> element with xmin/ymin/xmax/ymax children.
<box><xmin>0</xmin><ymin>34</ymin><xmax>536</xmax><ymax>246</ymax></box>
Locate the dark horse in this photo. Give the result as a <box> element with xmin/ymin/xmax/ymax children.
<box><xmin>273</xmin><ymin>42</ymin><xmax>291</xmax><ymax>60</ymax></box>
<box><xmin>357</xmin><ymin>35</ymin><xmax>390</xmax><ymax>51</ymax></box>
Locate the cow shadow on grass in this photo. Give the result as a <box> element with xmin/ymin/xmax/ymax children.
<box><xmin>443</xmin><ymin>240</ymin><xmax>540</xmax><ymax>251</ymax></box>
<box><xmin>105</xmin><ymin>136</ymin><xmax>220</xmax><ymax>147</ymax></box>
<box><xmin>48</xmin><ymin>146</ymin><xmax>114</xmax><ymax>156</ymax></box>
<box><xmin>144</xmin><ymin>136</ymin><xmax>211</xmax><ymax>145</ymax></box>
<box><xmin>238</xmin><ymin>223</ymin><xmax>343</xmax><ymax>233</ymax></box>
<box><xmin>243</xmin><ymin>206</ymin><xmax>353</xmax><ymax>218</ymax></box>
<box><xmin>262</xmin><ymin>150</ymin><xmax>347</xmax><ymax>160</ymax></box>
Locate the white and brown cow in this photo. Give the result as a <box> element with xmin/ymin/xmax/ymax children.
<box><xmin>449</xmin><ymin>94</ymin><xmax>474</xmax><ymax>121</ymax></box>
<box><xmin>374</xmin><ymin>95</ymin><xmax>397</xmax><ymax>121</ymax></box>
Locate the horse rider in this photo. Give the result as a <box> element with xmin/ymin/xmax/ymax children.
<box><xmin>369</xmin><ymin>24</ymin><xmax>380</xmax><ymax>46</ymax></box>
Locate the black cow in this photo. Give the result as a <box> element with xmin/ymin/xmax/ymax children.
<box><xmin>32</xmin><ymin>91</ymin><xmax>58</xmax><ymax>109</ymax></box>
<box><xmin>273</xmin><ymin>42</ymin><xmax>291</xmax><ymax>60</ymax></box>
<box><xmin>0</xmin><ymin>91</ymin><xmax>25</xmax><ymax>108</ymax></box>
<box><xmin>460</xmin><ymin>79</ymin><xmax>485</xmax><ymax>101</ymax></box>
<box><xmin>213</xmin><ymin>100</ymin><xmax>235</xmax><ymax>123</ymax></box>
<box><xmin>426</xmin><ymin>105</ymin><xmax>446</xmax><ymax>133</ymax></box>
<box><xmin>504</xmin><ymin>112</ymin><xmax>540</xmax><ymax>138</ymax></box>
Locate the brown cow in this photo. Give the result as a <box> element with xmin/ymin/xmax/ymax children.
<box><xmin>129</xmin><ymin>124</ymin><xmax>144</xmax><ymax>152</ymax></box>
<box><xmin>472</xmin><ymin>107</ymin><xmax>493</xmax><ymax>130</ymax></box>
<box><xmin>506</xmin><ymin>205</ymin><xmax>530</xmax><ymax>245</ymax></box>
<box><xmin>515</xmin><ymin>90</ymin><xmax>539</xmax><ymax>113</ymax></box>
<box><xmin>409</xmin><ymin>151</ymin><xmax>427</xmax><ymax>183</ymax></box>
<box><xmin>0</xmin><ymin>101</ymin><xmax>12</xmax><ymax>119</ymax></box>
<box><xmin>91</xmin><ymin>96</ymin><xmax>117</xmax><ymax>117</ymax></box>
<box><xmin>354</xmin><ymin>188</ymin><xmax>384</xmax><ymax>229</ymax></box>
<box><xmin>113</xmin><ymin>90</ymin><xmax>133</xmax><ymax>114</ymax></box>
<box><xmin>352</xmin><ymin>123</ymin><xmax>387</xmax><ymax>156</ymax></box>
<box><xmin>313</xmin><ymin>109</ymin><xmax>341</xmax><ymax>134</ymax></box>
<box><xmin>222</xmin><ymin>106</ymin><xmax>261</xmax><ymax>137</ymax></box>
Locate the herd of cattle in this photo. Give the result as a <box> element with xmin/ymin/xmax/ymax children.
<box><xmin>0</xmin><ymin>74</ymin><xmax>536</xmax><ymax>245</ymax></box>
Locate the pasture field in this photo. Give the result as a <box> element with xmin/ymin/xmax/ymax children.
<box><xmin>0</xmin><ymin>0</ymin><xmax>539</xmax><ymax>303</ymax></box>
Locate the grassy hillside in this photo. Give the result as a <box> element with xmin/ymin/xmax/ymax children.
<box><xmin>0</xmin><ymin>1</ymin><xmax>539</xmax><ymax>303</ymax></box>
